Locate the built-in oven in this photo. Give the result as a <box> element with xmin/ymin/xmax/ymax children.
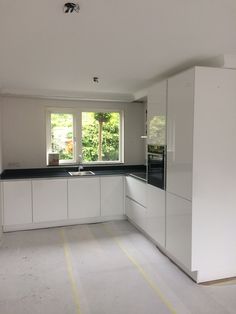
<box><xmin>147</xmin><ymin>145</ymin><xmax>166</xmax><ymax>190</ymax></box>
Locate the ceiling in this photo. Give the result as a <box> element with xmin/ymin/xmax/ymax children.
<box><xmin>0</xmin><ymin>0</ymin><xmax>236</xmax><ymax>101</ymax></box>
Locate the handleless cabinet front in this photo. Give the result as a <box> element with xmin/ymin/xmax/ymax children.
<box><xmin>125</xmin><ymin>197</ymin><xmax>146</xmax><ymax>231</ymax></box>
<box><xmin>167</xmin><ymin>69</ymin><xmax>194</xmax><ymax>201</ymax></box>
<box><xmin>101</xmin><ymin>176</ymin><xmax>124</xmax><ymax>217</ymax></box>
<box><xmin>166</xmin><ymin>192</ymin><xmax>192</xmax><ymax>270</ymax></box>
<box><xmin>32</xmin><ymin>179</ymin><xmax>67</xmax><ymax>223</ymax></box>
<box><xmin>125</xmin><ymin>176</ymin><xmax>147</xmax><ymax>207</ymax></box>
<box><xmin>3</xmin><ymin>181</ymin><xmax>32</xmax><ymax>226</ymax></box>
<box><xmin>146</xmin><ymin>184</ymin><xmax>165</xmax><ymax>247</ymax></box>
<box><xmin>68</xmin><ymin>177</ymin><xmax>100</xmax><ymax>219</ymax></box>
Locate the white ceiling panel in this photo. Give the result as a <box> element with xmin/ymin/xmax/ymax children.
<box><xmin>0</xmin><ymin>0</ymin><xmax>236</xmax><ymax>99</ymax></box>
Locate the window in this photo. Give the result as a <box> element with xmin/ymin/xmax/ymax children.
<box><xmin>49</xmin><ymin>112</ymin><xmax>75</xmax><ymax>163</ymax></box>
<box><xmin>82</xmin><ymin>112</ymin><xmax>120</xmax><ymax>162</ymax></box>
<box><xmin>47</xmin><ymin>109</ymin><xmax>123</xmax><ymax>164</ymax></box>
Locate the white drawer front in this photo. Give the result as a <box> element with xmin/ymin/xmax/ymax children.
<box><xmin>125</xmin><ymin>197</ymin><xmax>146</xmax><ymax>231</ymax></box>
<box><xmin>125</xmin><ymin>176</ymin><xmax>147</xmax><ymax>207</ymax></box>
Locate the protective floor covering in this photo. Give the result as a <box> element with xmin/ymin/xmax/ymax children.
<box><xmin>0</xmin><ymin>221</ymin><xmax>236</xmax><ymax>314</ymax></box>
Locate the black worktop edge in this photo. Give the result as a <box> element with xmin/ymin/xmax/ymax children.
<box><xmin>0</xmin><ymin>165</ymin><xmax>146</xmax><ymax>180</ymax></box>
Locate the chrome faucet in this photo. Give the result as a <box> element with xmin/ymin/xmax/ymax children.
<box><xmin>78</xmin><ymin>155</ymin><xmax>83</xmax><ymax>172</ymax></box>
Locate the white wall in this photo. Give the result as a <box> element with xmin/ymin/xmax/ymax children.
<box><xmin>1</xmin><ymin>96</ymin><xmax>145</xmax><ymax>169</ymax></box>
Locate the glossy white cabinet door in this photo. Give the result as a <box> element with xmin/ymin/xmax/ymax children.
<box><xmin>167</xmin><ymin>69</ymin><xmax>194</xmax><ymax>201</ymax></box>
<box><xmin>101</xmin><ymin>176</ymin><xmax>124</xmax><ymax>216</ymax></box>
<box><xmin>3</xmin><ymin>181</ymin><xmax>32</xmax><ymax>225</ymax></box>
<box><xmin>68</xmin><ymin>177</ymin><xmax>100</xmax><ymax>219</ymax></box>
<box><xmin>191</xmin><ymin>67</ymin><xmax>236</xmax><ymax>280</ymax></box>
<box><xmin>146</xmin><ymin>184</ymin><xmax>165</xmax><ymax>247</ymax></box>
<box><xmin>125</xmin><ymin>176</ymin><xmax>147</xmax><ymax>207</ymax></box>
<box><xmin>0</xmin><ymin>183</ymin><xmax>2</xmax><ymax>238</ymax></box>
<box><xmin>125</xmin><ymin>197</ymin><xmax>146</xmax><ymax>231</ymax></box>
<box><xmin>166</xmin><ymin>192</ymin><xmax>192</xmax><ymax>270</ymax></box>
<box><xmin>32</xmin><ymin>179</ymin><xmax>67</xmax><ymax>223</ymax></box>
<box><xmin>147</xmin><ymin>81</ymin><xmax>167</xmax><ymax>145</ymax></box>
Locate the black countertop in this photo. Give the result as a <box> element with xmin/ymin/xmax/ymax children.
<box><xmin>0</xmin><ymin>165</ymin><xmax>147</xmax><ymax>182</ymax></box>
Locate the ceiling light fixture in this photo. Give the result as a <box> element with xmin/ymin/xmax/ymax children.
<box><xmin>63</xmin><ymin>2</ymin><xmax>80</xmax><ymax>13</ymax></box>
<box><xmin>93</xmin><ymin>77</ymin><xmax>99</xmax><ymax>83</ymax></box>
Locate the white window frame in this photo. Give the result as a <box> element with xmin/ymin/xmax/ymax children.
<box><xmin>46</xmin><ymin>108</ymin><xmax>77</xmax><ymax>164</ymax></box>
<box><xmin>46</xmin><ymin>108</ymin><xmax>124</xmax><ymax>165</ymax></box>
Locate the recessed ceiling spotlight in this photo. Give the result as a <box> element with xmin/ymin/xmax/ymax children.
<box><xmin>93</xmin><ymin>77</ymin><xmax>99</xmax><ymax>83</ymax></box>
<box><xmin>63</xmin><ymin>2</ymin><xmax>80</xmax><ymax>13</ymax></box>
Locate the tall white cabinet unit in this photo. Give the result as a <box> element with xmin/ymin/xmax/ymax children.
<box><xmin>166</xmin><ymin>69</ymin><xmax>194</xmax><ymax>272</ymax></box>
<box><xmin>146</xmin><ymin>81</ymin><xmax>167</xmax><ymax>248</ymax></box>
<box><xmin>166</xmin><ymin>66</ymin><xmax>236</xmax><ymax>282</ymax></box>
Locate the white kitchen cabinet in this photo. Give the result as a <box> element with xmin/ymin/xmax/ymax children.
<box><xmin>101</xmin><ymin>176</ymin><xmax>124</xmax><ymax>217</ymax></box>
<box><xmin>0</xmin><ymin>183</ymin><xmax>2</xmax><ymax>238</ymax></box>
<box><xmin>3</xmin><ymin>181</ymin><xmax>32</xmax><ymax>226</ymax></box>
<box><xmin>125</xmin><ymin>197</ymin><xmax>146</xmax><ymax>231</ymax></box>
<box><xmin>165</xmin><ymin>66</ymin><xmax>236</xmax><ymax>282</ymax></box>
<box><xmin>147</xmin><ymin>81</ymin><xmax>167</xmax><ymax>146</ymax></box>
<box><xmin>146</xmin><ymin>184</ymin><xmax>165</xmax><ymax>247</ymax></box>
<box><xmin>166</xmin><ymin>192</ymin><xmax>192</xmax><ymax>270</ymax></box>
<box><xmin>167</xmin><ymin>69</ymin><xmax>194</xmax><ymax>201</ymax></box>
<box><xmin>125</xmin><ymin>176</ymin><xmax>147</xmax><ymax>232</ymax></box>
<box><xmin>125</xmin><ymin>176</ymin><xmax>146</xmax><ymax>207</ymax></box>
<box><xmin>32</xmin><ymin>179</ymin><xmax>67</xmax><ymax>223</ymax></box>
<box><xmin>68</xmin><ymin>177</ymin><xmax>100</xmax><ymax>219</ymax></box>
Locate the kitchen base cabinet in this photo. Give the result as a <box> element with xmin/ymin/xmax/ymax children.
<box><xmin>32</xmin><ymin>179</ymin><xmax>67</xmax><ymax>223</ymax></box>
<box><xmin>101</xmin><ymin>176</ymin><xmax>124</xmax><ymax>217</ymax></box>
<box><xmin>3</xmin><ymin>181</ymin><xmax>32</xmax><ymax>226</ymax></box>
<box><xmin>125</xmin><ymin>176</ymin><xmax>147</xmax><ymax>231</ymax></box>
<box><xmin>68</xmin><ymin>177</ymin><xmax>100</xmax><ymax>219</ymax></box>
<box><xmin>125</xmin><ymin>176</ymin><xmax>147</xmax><ymax>207</ymax></box>
<box><xmin>146</xmin><ymin>184</ymin><xmax>165</xmax><ymax>248</ymax></box>
<box><xmin>2</xmin><ymin>176</ymin><xmax>126</xmax><ymax>232</ymax></box>
<box><xmin>125</xmin><ymin>197</ymin><xmax>146</xmax><ymax>231</ymax></box>
<box><xmin>166</xmin><ymin>192</ymin><xmax>192</xmax><ymax>271</ymax></box>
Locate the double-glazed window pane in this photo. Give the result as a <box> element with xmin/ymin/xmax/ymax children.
<box><xmin>50</xmin><ymin>113</ymin><xmax>74</xmax><ymax>161</ymax></box>
<box><xmin>48</xmin><ymin>111</ymin><xmax>121</xmax><ymax>164</ymax></box>
<box><xmin>82</xmin><ymin>112</ymin><xmax>120</xmax><ymax>162</ymax></box>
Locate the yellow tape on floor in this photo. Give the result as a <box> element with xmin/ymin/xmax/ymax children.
<box><xmin>60</xmin><ymin>228</ymin><xmax>82</xmax><ymax>314</ymax></box>
<box><xmin>103</xmin><ymin>223</ymin><xmax>178</xmax><ymax>314</ymax></box>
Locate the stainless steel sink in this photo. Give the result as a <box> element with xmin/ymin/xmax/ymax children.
<box><xmin>68</xmin><ymin>171</ymin><xmax>95</xmax><ymax>176</ymax></box>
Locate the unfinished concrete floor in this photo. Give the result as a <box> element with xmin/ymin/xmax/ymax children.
<box><xmin>0</xmin><ymin>221</ymin><xmax>236</xmax><ymax>314</ymax></box>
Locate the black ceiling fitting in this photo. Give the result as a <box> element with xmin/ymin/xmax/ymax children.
<box><xmin>64</xmin><ymin>2</ymin><xmax>80</xmax><ymax>13</ymax></box>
